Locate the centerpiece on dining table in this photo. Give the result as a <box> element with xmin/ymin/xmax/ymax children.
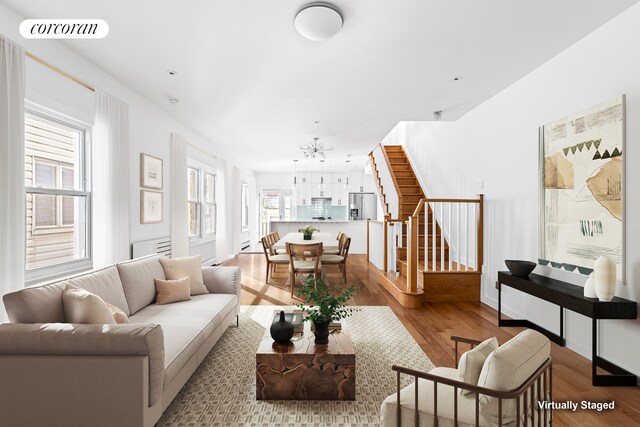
<box><xmin>301</xmin><ymin>224</ymin><xmax>317</xmax><ymax>240</ymax></box>
<box><xmin>296</xmin><ymin>274</ymin><xmax>360</xmax><ymax>344</ymax></box>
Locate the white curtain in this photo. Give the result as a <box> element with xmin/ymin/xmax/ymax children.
<box><xmin>170</xmin><ymin>133</ymin><xmax>189</xmax><ymax>258</ymax></box>
<box><xmin>0</xmin><ymin>36</ymin><xmax>25</xmax><ymax>320</ymax></box>
<box><xmin>93</xmin><ymin>90</ymin><xmax>130</xmax><ymax>268</ymax></box>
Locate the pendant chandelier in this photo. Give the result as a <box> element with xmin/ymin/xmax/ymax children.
<box><xmin>300</xmin><ymin>137</ymin><xmax>333</xmax><ymax>160</ymax></box>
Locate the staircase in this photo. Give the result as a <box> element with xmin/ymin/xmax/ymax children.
<box><xmin>369</xmin><ymin>145</ymin><xmax>482</xmax><ymax>308</ymax></box>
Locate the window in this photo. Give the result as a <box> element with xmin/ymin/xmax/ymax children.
<box><xmin>24</xmin><ymin>109</ymin><xmax>91</xmax><ymax>281</ymax></box>
<box><xmin>187</xmin><ymin>165</ymin><xmax>216</xmax><ymax>239</ymax></box>
<box><xmin>241</xmin><ymin>181</ymin><xmax>249</xmax><ymax>232</ymax></box>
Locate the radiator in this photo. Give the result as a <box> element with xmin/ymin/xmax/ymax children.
<box><xmin>132</xmin><ymin>237</ymin><xmax>172</xmax><ymax>259</ymax></box>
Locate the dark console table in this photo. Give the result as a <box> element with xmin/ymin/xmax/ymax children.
<box><xmin>497</xmin><ymin>271</ymin><xmax>637</xmax><ymax>386</ymax></box>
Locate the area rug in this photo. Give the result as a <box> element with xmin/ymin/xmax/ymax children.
<box><xmin>158</xmin><ymin>306</ymin><xmax>434</xmax><ymax>426</ymax></box>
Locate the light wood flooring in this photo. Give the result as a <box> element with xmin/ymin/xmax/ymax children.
<box><xmin>225</xmin><ymin>253</ymin><xmax>640</xmax><ymax>426</ymax></box>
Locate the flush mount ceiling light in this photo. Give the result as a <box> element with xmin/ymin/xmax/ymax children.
<box><xmin>295</xmin><ymin>3</ymin><xmax>343</xmax><ymax>41</ymax></box>
<box><xmin>299</xmin><ymin>137</ymin><xmax>333</xmax><ymax>160</ymax></box>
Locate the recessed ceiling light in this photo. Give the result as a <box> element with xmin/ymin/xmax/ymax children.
<box><xmin>168</xmin><ymin>97</ymin><xmax>180</xmax><ymax>105</ymax></box>
<box><xmin>293</xmin><ymin>159</ymin><xmax>298</xmax><ymax>162</ymax></box>
<box><xmin>453</xmin><ymin>76</ymin><xmax>463</xmax><ymax>81</ymax></box>
<box><xmin>314</xmin><ymin>121</ymin><xmax>320</xmax><ymax>124</ymax></box>
<box><xmin>167</xmin><ymin>70</ymin><xmax>178</xmax><ymax>76</ymax></box>
<box><xmin>295</xmin><ymin>4</ymin><xmax>343</xmax><ymax>41</ymax></box>
<box><xmin>433</xmin><ymin>110</ymin><xmax>442</xmax><ymax>121</ymax></box>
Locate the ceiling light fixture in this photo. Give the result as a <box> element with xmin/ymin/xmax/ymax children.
<box><xmin>168</xmin><ymin>97</ymin><xmax>180</xmax><ymax>105</ymax></box>
<box><xmin>295</xmin><ymin>3</ymin><xmax>343</xmax><ymax>41</ymax></box>
<box><xmin>433</xmin><ymin>110</ymin><xmax>442</xmax><ymax>121</ymax></box>
<box><xmin>299</xmin><ymin>137</ymin><xmax>333</xmax><ymax>160</ymax></box>
<box><xmin>318</xmin><ymin>159</ymin><xmax>325</xmax><ymax>190</ymax></box>
<box><xmin>293</xmin><ymin>159</ymin><xmax>298</xmax><ymax>186</ymax></box>
<box><xmin>167</xmin><ymin>70</ymin><xmax>178</xmax><ymax>76</ymax></box>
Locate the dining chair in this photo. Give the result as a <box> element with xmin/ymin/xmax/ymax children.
<box><xmin>323</xmin><ymin>231</ymin><xmax>344</xmax><ymax>255</ymax></box>
<box><xmin>320</xmin><ymin>237</ymin><xmax>351</xmax><ymax>284</ymax></box>
<box><xmin>286</xmin><ymin>242</ymin><xmax>323</xmax><ymax>299</ymax></box>
<box><xmin>261</xmin><ymin>236</ymin><xmax>289</xmax><ymax>283</ymax></box>
<box><xmin>268</xmin><ymin>232</ymin><xmax>281</xmax><ymax>254</ymax></box>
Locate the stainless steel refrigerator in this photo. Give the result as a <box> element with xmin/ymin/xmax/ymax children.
<box><xmin>348</xmin><ymin>193</ymin><xmax>377</xmax><ymax>221</ymax></box>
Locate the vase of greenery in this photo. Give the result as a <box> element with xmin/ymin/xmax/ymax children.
<box><xmin>301</xmin><ymin>225</ymin><xmax>315</xmax><ymax>240</ymax></box>
<box><xmin>296</xmin><ymin>274</ymin><xmax>359</xmax><ymax>344</ymax></box>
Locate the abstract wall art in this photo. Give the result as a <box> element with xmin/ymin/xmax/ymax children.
<box><xmin>539</xmin><ymin>95</ymin><xmax>625</xmax><ymax>282</ymax></box>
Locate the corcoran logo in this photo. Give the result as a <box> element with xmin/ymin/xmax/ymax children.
<box><xmin>19</xmin><ymin>19</ymin><xmax>109</xmax><ymax>39</ymax></box>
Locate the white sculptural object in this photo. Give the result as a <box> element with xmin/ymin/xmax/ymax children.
<box><xmin>593</xmin><ymin>256</ymin><xmax>616</xmax><ymax>302</ymax></box>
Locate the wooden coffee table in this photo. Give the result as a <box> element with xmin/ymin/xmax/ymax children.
<box><xmin>256</xmin><ymin>313</ymin><xmax>356</xmax><ymax>400</ymax></box>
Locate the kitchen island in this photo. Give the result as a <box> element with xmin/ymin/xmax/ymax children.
<box><xmin>270</xmin><ymin>220</ymin><xmax>367</xmax><ymax>254</ymax></box>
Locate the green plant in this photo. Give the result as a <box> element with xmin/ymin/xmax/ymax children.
<box><xmin>301</xmin><ymin>224</ymin><xmax>316</xmax><ymax>237</ymax></box>
<box><xmin>296</xmin><ymin>274</ymin><xmax>360</xmax><ymax>323</ymax></box>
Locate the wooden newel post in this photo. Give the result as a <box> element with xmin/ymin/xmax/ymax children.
<box><xmin>383</xmin><ymin>215</ymin><xmax>389</xmax><ymax>272</ymax></box>
<box><xmin>407</xmin><ymin>215</ymin><xmax>419</xmax><ymax>293</ymax></box>
<box><xmin>477</xmin><ymin>194</ymin><xmax>484</xmax><ymax>272</ymax></box>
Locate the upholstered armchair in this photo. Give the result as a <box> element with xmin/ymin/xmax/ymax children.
<box><xmin>381</xmin><ymin>329</ymin><xmax>552</xmax><ymax>426</ymax></box>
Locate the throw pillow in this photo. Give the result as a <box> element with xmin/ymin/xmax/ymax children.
<box><xmin>106</xmin><ymin>302</ymin><xmax>130</xmax><ymax>324</ymax></box>
<box><xmin>458</xmin><ymin>336</ymin><xmax>499</xmax><ymax>395</ymax></box>
<box><xmin>159</xmin><ymin>255</ymin><xmax>208</xmax><ymax>295</ymax></box>
<box><xmin>62</xmin><ymin>284</ymin><xmax>117</xmax><ymax>324</ymax></box>
<box><xmin>154</xmin><ymin>276</ymin><xmax>192</xmax><ymax>305</ymax></box>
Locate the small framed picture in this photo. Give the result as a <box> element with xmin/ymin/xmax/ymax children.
<box><xmin>140</xmin><ymin>153</ymin><xmax>163</xmax><ymax>189</ymax></box>
<box><xmin>140</xmin><ymin>190</ymin><xmax>163</xmax><ymax>224</ymax></box>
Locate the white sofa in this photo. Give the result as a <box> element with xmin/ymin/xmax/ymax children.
<box><xmin>0</xmin><ymin>255</ymin><xmax>240</xmax><ymax>427</ymax></box>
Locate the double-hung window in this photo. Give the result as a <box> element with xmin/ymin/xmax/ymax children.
<box><xmin>24</xmin><ymin>108</ymin><xmax>92</xmax><ymax>282</ymax></box>
<box><xmin>187</xmin><ymin>164</ymin><xmax>216</xmax><ymax>239</ymax></box>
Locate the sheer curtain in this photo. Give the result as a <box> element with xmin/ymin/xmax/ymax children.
<box><xmin>170</xmin><ymin>133</ymin><xmax>189</xmax><ymax>258</ymax></box>
<box><xmin>93</xmin><ymin>90</ymin><xmax>130</xmax><ymax>268</ymax></box>
<box><xmin>0</xmin><ymin>36</ymin><xmax>25</xmax><ymax>320</ymax></box>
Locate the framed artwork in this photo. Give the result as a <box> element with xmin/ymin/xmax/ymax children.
<box><xmin>140</xmin><ymin>190</ymin><xmax>163</xmax><ymax>224</ymax></box>
<box><xmin>140</xmin><ymin>153</ymin><xmax>163</xmax><ymax>189</ymax></box>
<box><xmin>539</xmin><ymin>95</ymin><xmax>625</xmax><ymax>282</ymax></box>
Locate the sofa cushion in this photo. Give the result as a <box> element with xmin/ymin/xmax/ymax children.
<box><xmin>68</xmin><ymin>266</ymin><xmax>130</xmax><ymax>316</ymax></box>
<box><xmin>380</xmin><ymin>367</ymin><xmax>478</xmax><ymax>427</ymax></box>
<box><xmin>154</xmin><ymin>277</ymin><xmax>191</xmax><ymax>305</ymax></box>
<box><xmin>128</xmin><ymin>294</ymin><xmax>237</xmax><ymax>386</ymax></box>
<box><xmin>159</xmin><ymin>255</ymin><xmax>208</xmax><ymax>296</ymax></box>
<box><xmin>3</xmin><ymin>282</ymin><xmax>66</xmax><ymax>324</ymax></box>
<box><xmin>63</xmin><ymin>284</ymin><xmax>116</xmax><ymax>324</ymax></box>
<box><xmin>458</xmin><ymin>337</ymin><xmax>498</xmax><ymax>395</ymax></box>
<box><xmin>477</xmin><ymin>329</ymin><xmax>550</xmax><ymax>424</ymax></box>
<box><xmin>117</xmin><ymin>255</ymin><xmax>166</xmax><ymax>315</ymax></box>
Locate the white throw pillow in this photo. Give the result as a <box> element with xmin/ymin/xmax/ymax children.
<box><xmin>458</xmin><ymin>336</ymin><xmax>498</xmax><ymax>395</ymax></box>
<box><xmin>62</xmin><ymin>284</ymin><xmax>117</xmax><ymax>324</ymax></box>
<box><xmin>159</xmin><ymin>255</ymin><xmax>208</xmax><ymax>295</ymax></box>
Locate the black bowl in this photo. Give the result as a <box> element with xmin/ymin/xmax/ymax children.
<box><xmin>505</xmin><ymin>260</ymin><xmax>536</xmax><ymax>277</ymax></box>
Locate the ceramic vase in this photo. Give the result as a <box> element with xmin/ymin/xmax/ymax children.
<box><xmin>583</xmin><ymin>274</ymin><xmax>597</xmax><ymax>298</ymax></box>
<box><xmin>593</xmin><ymin>256</ymin><xmax>616</xmax><ymax>302</ymax></box>
<box><xmin>270</xmin><ymin>311</ymin><xmax>294</xmax><ymax>344</ymax></box>
<box><xmin>313</xmin><ymin>319</ymin><xmax>330</xmax><ymax>344</ymax></box>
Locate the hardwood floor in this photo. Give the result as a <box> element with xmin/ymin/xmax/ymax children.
<box><xmin>225</xmin><ymin>253</ymin><xmax>640</xmax><ymax>426</ymax></box>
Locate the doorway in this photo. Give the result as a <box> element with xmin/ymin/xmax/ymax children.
<box><xmin>259</xmin><ymin>189</ymin><xmax>292</xmax><ymax>237</ymax></box>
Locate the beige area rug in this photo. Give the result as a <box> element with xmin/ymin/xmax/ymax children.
<box><xmin>158</xmin><ymin>306</ymin><xmax>434</xmax><ymax>426</ymax></box>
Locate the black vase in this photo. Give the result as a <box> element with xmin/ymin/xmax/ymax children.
<box><xmin>313</xmin><ymin>319</ymin><xmax>331</xmax><ymax>344</ymax></box>
<box><xmin>270</xmin><ymin>311</ymin><xmax>294</xmax><ymax>344</ymax></box>
<box><xmin>303</xmin><ymin>234</ymin><xmax>312</xmax><ymax>240</ymax></box>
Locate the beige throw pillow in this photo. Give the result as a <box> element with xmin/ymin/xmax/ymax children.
<box><xmin>159</xmin><ymin>255</ymin><xmax>208</xmax><ymax>295</ymax></box>
<box><xmin>106</xmin><ymin>302</ymin><xmax>130</xmax><ymax>324</ymax></box>
<box><xmin>154</xmin><ymin>276</ymin><xmax>192</xmax><ymax>305</ymax></box>
<box><xmin>62</xmin><ymin>284</ymin><xmax>117</xmax><ymax>324</ymax></box>
<box><xmin>458</xmin><ymin>336</ymin><xmax>498</xmax><ymax>395</ymax></box>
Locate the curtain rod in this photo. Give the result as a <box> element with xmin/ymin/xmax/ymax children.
<box><xmin>26</xmin><ymin>52</ymin><xmax>95</xmax><ymax>92</ymax></box>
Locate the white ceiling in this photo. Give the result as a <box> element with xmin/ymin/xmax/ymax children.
<box><xmin>3</xmin><ymin>0</ymin><xmax>637</xmax><ymax>172</ymax></box>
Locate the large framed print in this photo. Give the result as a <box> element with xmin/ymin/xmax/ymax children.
<box><xmin>140</xmin><ymin>190</ymin><xmax>163</xmax><ymax>224</ymax></box>
<box><xmin>140</xmin><ymin>153</ymin><xmax>163</xmax><ymax>189</ymax></box>
<box><xmin>539</xmin><ymin>95</ymin><xmax>625</xmax><ymax>282</ymax></box>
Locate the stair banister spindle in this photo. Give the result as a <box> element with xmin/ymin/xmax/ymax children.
<box><xmin>465</xmin><ymin>203</ymin><xmax>469</xmax><ymax>272</ymax></box>
<box><xmin>431</xmin><ymin>202</ymin><xmax>436</xmax><ymax>271</ymax></box>
<box><xmin>471</xmin><ymin>202</ymin><xmax>476</xmax><ymax>270</ymax></box>
<box><xmin>448</xmin><ymin>203</ymin><xmax>452</xmax><ymax>271</ymax></box>
<box><xmin>456</xmin><ymin>203</ymin><xmax>461</xmax><ymax>271</ymax></box>
<box><xmin>440</xmin><ymin>202</ymin><xmax>445</xmax><ymax>271</ymax></box>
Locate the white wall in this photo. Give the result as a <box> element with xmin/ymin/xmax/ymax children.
<box><xmin>0</xmin><ymin>5</ymin><xmax>255</xmax><ymax>264</ymax></box>
<box><xmin>390</xmin><ymin>3</ymin><xmax>640</xmax><ymax>374</ymax></box>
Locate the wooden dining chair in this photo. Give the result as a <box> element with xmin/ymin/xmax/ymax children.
<box><xmin>323</xmin><ymin>231</ymin><xmax>344</xmax><ymax>255</ymax></box>
<box><xmin>320</xmin><ymin>237</ymin><xmax>351</xmax><ymax>284</ymax></box>
<box><xmin>286</xmin><ymin>242</ymin><xmax>323</xmax><ymax>299</ymax></box>
<box><xmin>267</xmin><ymin>232</ymin><xmax>281</xmax><ymax>254</ymax></box>
<box><xmin>261</xmin><ymin>236</ymin><xmax>289</xmax><ymax>283</ymax></box>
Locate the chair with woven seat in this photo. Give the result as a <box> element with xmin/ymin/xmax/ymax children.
<box><xmin>320</xmin><ymin>236</ymin><xmax>350</xmax><ymax>283</ymax></box>
<box><xmin>286</xmin><ymin>242</ymin><xmax>323</xmax><ymax>298</ymax></box>
<box><xmin>323</xmin><ymin>231</ymin><xmax>344</xmax><ymax>255</ymax></box>
<box><xmin>261</xmin><ymin>236</ymin><xmax>289</xmax><ymax>283</ymax></box>
<box><xmin>380</xmin><ymin>329</ymin><xmax>552</xmax><ymax>426</ymax></box>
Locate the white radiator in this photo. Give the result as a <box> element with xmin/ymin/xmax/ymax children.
<box><xmin>132</xmin><ymin>237</ymin><xmax>172</xmax><ymax>259</ymax></box>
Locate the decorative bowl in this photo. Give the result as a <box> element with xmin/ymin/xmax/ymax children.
<box><xmin>505</xmin><ymin>260</ymin><xmax>536</xmax><ymax>277</ymax></box>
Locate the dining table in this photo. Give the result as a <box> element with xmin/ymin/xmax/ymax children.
<box><xmin>272</xmin><ymin>232</ymin><xmax>338</xmax><ymax>252</ymax></box>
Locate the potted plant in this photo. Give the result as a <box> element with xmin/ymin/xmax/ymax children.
<box><xmin>301</xmin><ymin>224</ymin><xmax>316</xmax><ymax>240</ymax></box>
<box><xmin>296</xmin><ymin>274</ymin><xmax>360</xmax><ymax>344</ymax></box>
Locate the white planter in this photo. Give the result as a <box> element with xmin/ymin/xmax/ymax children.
<box><xmin>593</xmin><ymin>256</ymin><xmax>616</xmax><ymax>302</ymax></box>
<box><xmin>583</xmin><ymin>274</ymin><xmax>597</xmax><ymax>298</ymax></box>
